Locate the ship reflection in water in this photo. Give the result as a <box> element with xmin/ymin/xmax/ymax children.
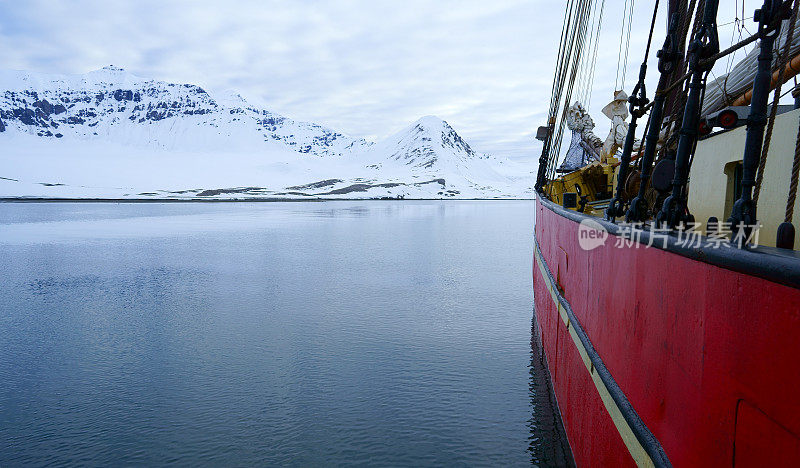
<box><xmin>529</xmin><ymin>316</ymin><xmax>575</xmax><ymax>467</ymax></box>
<box><xmin>0</xmin><ymin>200</ymin><xmax>562</xmax><ymax>466</ymax></box>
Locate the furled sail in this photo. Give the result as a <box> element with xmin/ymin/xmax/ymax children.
<box><xmin>703</xmin><ymin>19</ymin><xmax>800</xmax><ymax>115</ymax></box>
<box><xmin>557</xmin><ymin>102</ymin><xmax>603</xmax><ymax>173</ymax></box>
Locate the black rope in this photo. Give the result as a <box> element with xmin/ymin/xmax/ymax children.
<box><xmin>643</xmin><ymin>0</ymin><xmax>661</xmax><ymax>62</ymax></box>
<box><xmin>586</xmin><ymin>0</ymin><xmax>606</xmax><ymax>108</ymax></box>
<box><xmin>539</xmin><ymin>0</ymin><xmax>581</xmax><ymax>188</ymax></box>
<box><xmin>545</xmin><ymin>0</ymin><xmax>595</xmax><ymax>184</ymax></box>
<box><xmin>577</xmin><ymin>0</ymin><xmax>605</xmax><ymax>106</ymax></box>
<box><xmin>641</xmin><ymin>16</ymin><xmax>784</xmax><ymax>115</ymax></box>
<box><xmin>615</xmin><ymin>0</ymin><xmax>631</xmax><ymax>89</ymax></box>
<box><xmin>606</xmin><ymin>0</ymin><xmax>660</xmax><ymax>220</ymax></box>
<box><xmin>755</xmin><ymin>0</ymin><xmax>798</xmax><ymax>204</ymax></box>
<box><xmin>621</xmin><ymin>0</ymin><xmax>637</xmax><ymax>89</ymax></box>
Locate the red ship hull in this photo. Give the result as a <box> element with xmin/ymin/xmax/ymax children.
<box><xmin>533</xmin><ymin>196</ymin><xmax>800</xmax><ymax>467</ymax></box>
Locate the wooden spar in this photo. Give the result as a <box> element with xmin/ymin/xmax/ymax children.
<box><xmin>733</xmin><ymin>53</ymin><xmax>800</xmax><ymax>106</ymax></box>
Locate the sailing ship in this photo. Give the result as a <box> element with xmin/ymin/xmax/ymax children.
<box><xmin>533</xmin><ymin>0</ymin><xmax>800</xmax><ymax>465</ymax></box>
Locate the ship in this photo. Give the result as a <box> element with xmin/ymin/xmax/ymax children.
<box><xmin>532</xmin><ymin>0</ymin><xmax>800</xmax><ymax>466</ymax></box>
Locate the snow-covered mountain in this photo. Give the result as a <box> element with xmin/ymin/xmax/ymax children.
<box><xmin>0</xmin><ymin>66</ymin><xmax>535</xmax><ymax>199</ymax></box>
<box><xmin>369</xmin><ymin>115</ymin><xmax>479</xmax><ymax>169</ymax></box>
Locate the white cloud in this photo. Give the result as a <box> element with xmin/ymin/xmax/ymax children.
<box><xmin>0</xmin><ymin>0</ymin><xmax>751</xmax><ymax>161</ymax></box>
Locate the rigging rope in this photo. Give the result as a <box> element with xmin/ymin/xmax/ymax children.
<box><xmin>615</xmin><ymin>0</ymin><xmax>629</xmax><ymax>89</ymax></box>
<box><xmin>664</xmin><ymin>0</ymin><xmax>699</xmax><ymax>133</ymax></box>
<box><xmin>585</xmin><ymin>0</ymin><xmax>606</xmax><ymax>109</ymax></box>
<box><xmin>548</xmin><ymin>11</ymin><xmax>590</xmax><ymax>181</ymax></box>
<box><xmin>615</xmin><ymin>0</ymin><xmax>635</xmax><ymax>90</ymax></box>
<box><xmin>538</xmin><ymin>0</ymin><xmax>779</xmax><ymax>190</ymax></box>
<box><xmin>575</xmin><ymin>0</ymin><xmax>599</xmax><ymax>106</ymax></box>
<box><xmin>642</xmin><ymin>0</ymin><xmax>660</xmax><ymax>62</ymax></box>
<box><xmin>621</xmin><ymin>0</ymin><xmax>637</xmax><ymax>89</ymax></box>
<box><xmin>578</xmin><ymin>0</ymin><xmax>605</xmax><ymax>107</ymax></box>
<box><xmin>627</xmin><ymin>0</ymin><xmax>661</xmax><ymax>168</ymax></box>
<box><xmin>787</xmin><ymin>87</ymin><xmax>800</xmax><ymax>222</ymax></box>
<box><xmin>755</xmin><ymin>0</ymin><xmax>798</xmax><ymax>204</ymax></box>
<box><xmin>643</xmin><ymin>13</ymin><xmax>788</xmax><ymax>115</ymax></box>
<box><xmin>544</xmin><ymin>0</ymin><xmax>594</xmax><ymax>184</ymax></box>
<box><xmin>718</xmin><ymin>8</ymin><xmax>749</xmax><ymax>106</ymax></box>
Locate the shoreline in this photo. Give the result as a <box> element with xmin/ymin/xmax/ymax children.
<box><xmin>0</xmin><ymin>197</ymin><xmax>536</xmax><ymax>203</ymax></box>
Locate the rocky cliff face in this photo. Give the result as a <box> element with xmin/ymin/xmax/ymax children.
<box><xmin>0</xmin><ymin>66</ymin><xmax>370</xmax><ymax>156</ymax></box>
<box><xmin>0</xmin><ymin>66</ymin><xmax>533</xmax><ymax>199</ymax></box>
<box><xmin>370</xmin><ymin>115</ymin><xmax>482</xmax><ymax>169</ymax></box>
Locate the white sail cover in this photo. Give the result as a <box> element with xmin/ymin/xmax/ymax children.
<box><xmin>703</xmin><ymin>19</ymin><xmax>800</xmax><ymax>115</ymax></box>
<box><xmin>557</xmin><ymin>102</ymin><xmax>603</xmax><ymax>173</ymax></box>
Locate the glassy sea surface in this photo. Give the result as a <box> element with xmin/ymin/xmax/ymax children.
<box><xmin>0</xmin><ymin>201</ymin><xmax>570</xmax><ymax>467</ymax></box>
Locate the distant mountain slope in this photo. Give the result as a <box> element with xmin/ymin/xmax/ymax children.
<box><xmin>0</xmin><ymin>66</ymin><xmax>369</xmax><ymax>156</ymax></box>
<box><xmin>0</xmin><ymin>66</ymin><xmax>535</xmax><ymax>199</ymax></box>
<box><xmin>365</xmin><ymin>115</ymin><xmax>480</xmax><ymax>169</ymax></box>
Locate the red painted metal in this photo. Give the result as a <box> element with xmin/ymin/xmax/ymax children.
<box><xmin>533</xmin><ymin>197</ymin><xmax>800</xmax><ymax>467</ymax></box>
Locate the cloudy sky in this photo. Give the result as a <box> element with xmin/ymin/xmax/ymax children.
<box><xmin>0</xmin><ymin>0</ymin><xmax>747</xmax><ymax>161</ymax></box>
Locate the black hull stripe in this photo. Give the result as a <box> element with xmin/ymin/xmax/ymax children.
<box><xmin>534</xmin><ymin>236</ymin><xmax>672</xmax><ymax>468</ymax></box>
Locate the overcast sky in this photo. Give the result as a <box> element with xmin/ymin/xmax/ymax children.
<box><xmin>0</xmin><ymin>0</ymin><xmax>748</xmax><ymax>161</ymax></box>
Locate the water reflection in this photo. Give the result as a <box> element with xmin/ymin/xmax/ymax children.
<box><xmin>528</xmin><ymin>313</ymin><xmax>575</xmax><ymax>466</ymax></box>
<box><xmin>0</xmin><ymin>200</ymin><xmax>562</xmax><ymax>466</ymax></box>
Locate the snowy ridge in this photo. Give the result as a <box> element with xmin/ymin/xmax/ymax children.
<box><xmin>0</xmin><ymin>66</ymin><xmax>535</xmax><ymax>199</ymax></box>
<box><xmin>369</xmin><ymin>116</ymin><xmax>478</xmax><ymax>169</ymax></box>
<box><xmin>0</xmin><ymin>66</ymin><xmax>369</xmax><ymax>156</ymax></box>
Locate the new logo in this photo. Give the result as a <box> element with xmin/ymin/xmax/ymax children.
<box><xmin>578</xmin><ymin>218</ymin><xmax>608</xmax><ymax>250</ymax></box>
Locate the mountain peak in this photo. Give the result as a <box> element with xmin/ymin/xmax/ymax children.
<box><xmin>0</xmin><ymin>66</ymin><xmax>369</xmax><ymax>158</ymax></box>
<box><xmin>367</xmin><ymin>115</ymin><xmax>476</xmax><ymax>169</ymax></box>
<box><xmin>83</xmin><ymin>65</ymin><xmax>149</xmax><ymax>87</ymax></box>
<box><xmin>213</xmin><ymin>89</ymin><xmax>249</xmax><ymax>107</ymax></box>
<box><xmin>412</xmin><ymin>115</ymin><xmax>450</xmax><ymax>131</ymax></box>
<box><xmin>0</xmin><ymin>67</ymin><xmax>530</xmax><ymax>199</ymax></box>
<box><xmin>87</xmin><ymin>65</ymin><xmax>131</xmax><ymax>77</ymax></box>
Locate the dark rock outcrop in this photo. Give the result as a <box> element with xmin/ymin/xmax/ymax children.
<box><xmin>0</xmin><ymin>68</ymin><xmax>369</xmax><ymax>158</ymax></box>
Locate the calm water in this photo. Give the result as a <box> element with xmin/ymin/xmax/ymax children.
<box><xmin>0</xmin><ymin>201</ymin><xmax>570</xmax><ymax>466</ymax></box>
